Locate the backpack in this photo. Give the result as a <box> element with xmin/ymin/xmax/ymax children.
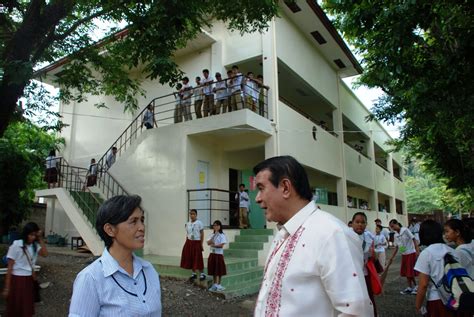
<box><xmin>431</xmin><ymin>252</ymin><xmax>474</xmax><ymax>312</ymax></box>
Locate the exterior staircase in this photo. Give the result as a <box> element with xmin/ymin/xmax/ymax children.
<box><xmin>146</xmin><ymin>228</ymin><xmax>274</xmax><ymax>298</ymax></box>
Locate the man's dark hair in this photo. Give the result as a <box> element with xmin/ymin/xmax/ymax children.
<box><xmin>202</xmin><ymin>69</ymin><xmax>209</xmax><ymax>74</ymax></box>
<box><xmin>196</xmin><ymin>76</ymin><xmax>201</xmax><ymax>81</ymax></box>
<box><xmin>253</xmin><ymin>156</ymin><xmax>312</xmax><ymax>201</ymax></box>
<box><xmin>112</xmin><ymin>146</ymin><xmax>117</xmax><ymax>151</ymax></box>
<box><xmin>389</xmin><ymin>219</ymin><xmax>402</xmax><ymax>227</ymax></box>
<box><xmin>232</xmin><ymin>65</ymin><xmax>239</xmax><ymax>69</ymax></box>
<box><xmin>190</xmin><ymin>209</ymin><xmax>198</xmax><ymax>215</ymax></box>
<box><xmin>239</xmin><ymin>183</ymin><xmax>245</xmax><ymax>188</ymax></box>
<box><xmin>419</xmin><ymin>220</ymin><xmax>444</xmax><ymax>246</ymax></box>
<box><xmin>96</xmin><ymin>195</ymin><xmax>142</xmax><ymax>248</ymax></box>
<box><xmin>182</xmin><ymin>76</ymin><xmax>189</xmax><ymax>82</ymax></box>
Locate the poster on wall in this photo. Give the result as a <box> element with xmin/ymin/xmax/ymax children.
<box><xmin>314</xmin><ymin>188</ymin><xmax>328</xmax><ymax>205</ymax></box>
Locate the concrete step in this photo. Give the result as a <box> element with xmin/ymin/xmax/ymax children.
<box><xmin>224</xmin><ymin>248</ymin><xmax>259</xmax><ymax>258</ymax></box>
<box><xmin>229</xmin><ymin>241</ymin><xmax>265</xmax><ymax>250</ymax></box>
<box><xmin>239</xmin><ymin>229</ymin><xmax>274</xmax><ymax>236</ymax></box>
<box><xmin>222</xmin><ymin>279</ymin><xmax>263</xmax><ymax>298</ymax></box>
<box><xmin>220</xmin><ymin>267</ymin><xmax>263</xmax><ymax>288</ymax></box>
<box><xmin>235</xmin><ymin>235</ymin><xmax>271</xmax><ymax>243</ymax></box>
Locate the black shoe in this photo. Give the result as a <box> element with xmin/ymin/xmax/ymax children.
<box><xmin>199</xmin><ymin>274</ymin><xmax>206</xmax><ymax>281</ymax></box>
<box><xmin>189</xmin><ymin>274</ymin><xmax>197</xmax><ymax>282</ymax></box>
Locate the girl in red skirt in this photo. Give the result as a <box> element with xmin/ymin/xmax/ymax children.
<box><xmin>207</xmin><ymin>220</ymin><xmax>227</xmax><ymax>292</ymax></box>
<box><xmin>3</xmin><ymin>222</ymin><xmax>48</xmax><ymax>317</ymax></box>
<box><xmin>180</xmin><ymin>209</ymin><xmax>206</xmax><ymax>282</ymax></box>
<box><xmin>415</xmin><ymin>220</ymin><xmax>456</xmax><ymax>317</ymax></box>
<box><xmin>388</xmin><ymin>219</ymin><xmax>420</xmax><ymax>295</ymax></box>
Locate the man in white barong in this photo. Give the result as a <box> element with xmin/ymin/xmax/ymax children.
<box><xmin>253</xmin><ymin>156</ymin><xmax>374</xmax><ymax>317</ymax></box>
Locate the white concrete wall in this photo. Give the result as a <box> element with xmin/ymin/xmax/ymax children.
<box><xmin>278</xmin><ymin>101</ymin><xmax>342</xmax><ymax>177</ymax></box>
<box><xmin>375</xmin><ymin>165</ymin><xmax>392</xmax><ymax>196</ymax></box>
<box><xmin>44</xmin><ymin>198</ymin><xmax>80</xmax><ymax>239</ymax></box>
<box><xmin>275</xmin><ymin>14</ymin><xmax>338</xmax><ymax>107</ymax></box>
<box><xmin>344</xmin><ymin>143</ymin><xmax>375</xmax><ymax>189</ymax></box>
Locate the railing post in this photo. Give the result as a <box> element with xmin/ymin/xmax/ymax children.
<box><xmin>209</xmin><ymin>189</ymin><xmax>213</xmax><ymax>227</ymax></box>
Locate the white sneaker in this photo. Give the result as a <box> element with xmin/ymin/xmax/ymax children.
<box><xmin>208</xmin><ymin>284</ymin><xmax>217</xmax><ymax>292</ymax></box>
<box><xmin>216</xmin><ymin>284</ymin><xmax>226</xmax><ymax>291</ymax></box>
<box><xmin>400</xmin><ymin>287</ymin><xmax>412</xmax><ymax>295</ymax></box>
<box><xmin>411</xmin><ymin>286</ymin><xmax>418</xmax><ymax>295</ymax></box>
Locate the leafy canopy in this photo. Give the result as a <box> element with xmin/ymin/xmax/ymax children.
<box><xmin>0</xmin><ymin>0</ymin><xmax>279</xmax><ymax>134</ymax></box>
<box><xmin>324</xmin><ymin>0</ymin><xmax>474</xmax><ymax>194</ymax></box>
<box><xmin>0</xmin><ymin>121</ymin><xmax>63</xmax><ymax>232</ymax></box>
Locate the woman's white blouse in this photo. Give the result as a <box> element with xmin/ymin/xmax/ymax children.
<box><xmin>69</xmin><ymin>248</ymin><xmax>161</xmax><ymax>317</ymax></box>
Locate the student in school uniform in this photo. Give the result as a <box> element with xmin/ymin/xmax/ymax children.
<box><xmin>141</xmin><ymin>104</ymin><xmax>156</xmax><ymax>129</ymax></box>
<box><xmin>207</xmin><ymin>220</ymin><xmax>227</xmax><ymax>292</ymax></box>
<box><xmin>374</xmin><ymin>224</ymin><xmax>388</xmax><ymax>268</ymax></box>
<box><xmin>388</xmin><ymin>219</ymin><xmax>421</xmax><ymax>295</ymax></box>
<box><xmin>255</xmin><ymin>74</ymin><xmax>269</xmax><ymax>117</ymax></box>
<box><xmin>213</xmin><ymin>72</ymin><xmax>227</xmax><ymax>114</ymax></box>
<box><xmin>181</xmin><ymin>77</ymin><xmax>193</xmax><ymax>121</ymax></box>
<box><xmin>243</xmin><ymin>72</ymin><xmax>258</xmax><ymax>112</ymax></box>
<box><xmin>180</xmin><ymin>209</ymin><xmax>206</xmax><ymax>282</ymax></box>
<box><xmin>229</xmin><ymin>65</ymin><xmax>244</xmax><ymax>111</ymax></box>
<box><xmin>201</xmin><ymin>69</ymin><xmax>214</xmax><ymax>117</ymax></box>
<box><xmin>226</xmin><ymin>70</ymin><xmax>234</xmax><ymax>112</ymax></box>
<box><xmin>69</xmin><ymin>195</ymin><xmax>162</xmax><ymax>316</ymax></box>
<box><xmin>193</xmin><ymin>76</ymin><xmax>204</xmax><ymax>118</ymax></box>
<box><xmin>415</xmin><ymin>220</ymin><xmax>456</xmax><ymax>317</ymax></box>
<box><xmin>444</xmin><ymin>219</ymin><xmax>473</xmax><ymax>278</ymax></box>
<box><xmin>352</xmin><ymin>212</ymin><xmax>377</xmax><ymax>317</ymax></box>
<box><xmin>174</xmin><ymin>83</ymin><xmax>183</xmax><ymax>123</ymax></box>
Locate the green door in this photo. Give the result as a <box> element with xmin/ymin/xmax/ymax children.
<box><xmin>242</xmin><ymin>169</ymin><xmax>266</xmax><ymax>229</ymax></box>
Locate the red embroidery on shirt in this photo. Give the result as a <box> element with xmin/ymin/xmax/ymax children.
<box><xmin>265</xmin><ymin>226</ymin><xmax>305</xmax><ymax>317</ymax></box>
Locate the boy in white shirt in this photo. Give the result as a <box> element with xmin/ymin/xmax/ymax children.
<box><xmin>181</xmin><ymin>77</ymin><xmax>193</xmax><ymax>121</ymax></box>
<box><xmin>213</xmin><ymin>72</ymin><xmax>227</xmax><ymax>114</ymax></box>
<box><xmin>201</xmin><ymin>69</ymin><xmax>214</xmax><ymax>117</ymax></box>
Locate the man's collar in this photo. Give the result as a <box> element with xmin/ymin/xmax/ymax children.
<box><xmin>282</xmin><ymin>200</ymin><xmax>316</xmax><ymax>236</ymax></box>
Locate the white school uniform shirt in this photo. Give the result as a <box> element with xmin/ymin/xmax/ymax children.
<box><xmin>106</xmin><ymin>151</ymin><xmax>116</xmax><ymax>168</ymax></box>
<box><xmin>359</xmin><ymin>231</ymin><xmax>374</xmax><ymax>276</ymax></box>
<box><xmin>255</xmin><ymin>201</ymin><xmax>374</xmax><ymax>317</ymax></box>
<box><xmin>244</xmin><ymin>78</ymin><xmax>258</xmax><ymax>100</ymax></box>
<box><xmin>185</xmin><ymin>220</ymin><xmax>204</xmax><ymax>240</ymax></box>
<box><xmin>455</xmin><ymin>242</ymin><xmax>474</xmax><ymax>277</ymax></box>
<box><xmin>381</xmin><ymin>227</ymin><xmax>390</xmax><ymax>241</ymax></box>
<box><xmin>201</xmin><ymin>76</ymin><xmax>214</xmax><ymax>95</ymax></box>
<box><xmin>374</xmin><ymin>234</ymin><xmax>388</xmax><ymax>253</ymax></box>
<box><xmin>45</xmin><ymin>155</ymin><xmax>58</xmax><ymax>168</ymax></box>
<box><xmin>181</xmin><ymin>83</ymin><xmax>193</xmax><ymax>103</ymax></box>
<box><xmin>207</xmin><ymin>232</ymin><xmax>227</xmax><ymax>255</ymax></box>
<box><xmin>7</xmin><ymin>240</ymin><xmax>41</xmax><ymax>276</ymax></box>
<box><xmin>214</xmin><ymin>80</ymin><xmax>227</xmax><ymax>100</ymax></box>
<box><xmin>193</xmin><ymin>85</ymin><xmax>204</xmax><ymax>101</ymax></box>
<box><xmin>409</xmin><ymin>222</ymin><xmax>421</xmax><ymax>242</ymax></box>
<box><xmin>231</xmin><ymin>73</ymin><xmax>243</xmax><ymax>93</ymax></box>
<box><xmin>395</xmin><ymin>227</ymin><xmax>416</xmax><ymax>255</ymax></box>
<box><xmin>69</xmin><ymin>248</ymin><xmax>162</xmax><ymax>317</ymax></box>
<box><xmin>88</xmin><ymin>163</ymin><xmax>98</xmax><ymax>176</ymax></box>
<box><xmin>414</xmin><ymin>243</ymin><xmax>453</xmax><ymax>301</ymax></box>
<box><xmin>143</xmin><ymin>109</ymin><xmax>154</xmax><ymax>126</ymax></box>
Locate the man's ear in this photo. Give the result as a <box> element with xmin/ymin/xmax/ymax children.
<box><xmin>103</xmin><ymin>223</ymin><xmax>116</xmax><ymax>238</ymax></box>
<box><xmin>280</xmin><ymin>178</ymin><xmax>292</xmax><ymax>199</ymax></box>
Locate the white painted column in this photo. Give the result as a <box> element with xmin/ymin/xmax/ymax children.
<box><xmin>262</xmin><ymin>18</ymin><xmax>280</xmax><ymax>157</ymax></box>
<box><xmin>334</xmin><ymin>78</ymin><xmax>348</xmax><ymax>221</ymax></box>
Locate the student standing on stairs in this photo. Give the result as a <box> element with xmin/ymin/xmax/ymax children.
<box><xmin>180</xmin><ymin>209</ymin><xmax>206</xmax><ymax>282</ymax></box>
<box><xmin>207</xmin><ymin>220</ymin><xmax>227</xmax><ymax>292</ymax></box>
<box><xmin>236</xmin><ymin>184</ymin><xmax>250</xmax><ymax>229</ymax></box>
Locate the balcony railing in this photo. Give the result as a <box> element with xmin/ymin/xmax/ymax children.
<box><xmin>95</xmin><ymin>75</ymin><xmax>269</xmax><ymax>175</ymax></box>
<box><xmin>187</xmin><ymin>188</ymin><xmax>240</xmax><ymax>228</ymax></box>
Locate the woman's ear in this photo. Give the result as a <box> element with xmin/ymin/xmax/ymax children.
<box><xmin>103</xmin><ymin>223</ymin><xmax>116</xmax><ymax>238</ymax></box>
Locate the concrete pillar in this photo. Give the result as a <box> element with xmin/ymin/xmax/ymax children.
<box><xmin>334</xmin><ymin>78</ymin><xmax>348</xmax><ymax>220</ymax></box>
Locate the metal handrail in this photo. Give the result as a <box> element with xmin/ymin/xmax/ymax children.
<box><xmin>95</xmin><ymin>75</ymin><xmax>270</xmax><ymax>176</ymax></box>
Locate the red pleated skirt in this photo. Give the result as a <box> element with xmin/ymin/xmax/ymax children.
<box><xmin>6</xmin><ymin>275</ymin><xmax>35</xmax><ymax>317</ymax></box>
<box><xmin>180</xmin><ymin>239</ymin><xmax>204</xmax><ymax>270</ymax></box>
<box><xmin>207</xmin><ymin>253</ymin><xmax>227</xmax><ymax>277</ymax></box>
<box><xmin>427</xmin><ymin>300</ymin><xmax>456</xmax><ymax>317</ymax></box>
<box><xmin>400</xmin><ymin>253</ymin><xmax>418</xmax><ymax>277</ymax></box>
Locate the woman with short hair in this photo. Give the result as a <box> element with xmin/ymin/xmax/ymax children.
<box><xmin>69</xmin><ymin>195</ymin><xmax>162</xmax><ymax>316</ymax></box>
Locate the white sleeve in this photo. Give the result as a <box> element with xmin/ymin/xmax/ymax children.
<box><xmin>414</xmin><ymin>250</ymin><xmax>430</xmax><ymax>275</ymax></box>
<box><xmin>6</xmin><ymin>243</ymin><xmax>21</xmax><ymax>261</ymax></box>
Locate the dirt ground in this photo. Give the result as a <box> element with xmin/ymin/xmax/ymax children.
<box><xmin>0</xmin><ymin>245</ymin><xmax>419</xmax><ymax>316</ymax></box>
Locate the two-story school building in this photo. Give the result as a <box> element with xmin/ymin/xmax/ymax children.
<box><xmin>35</xmin><ymin>1</ymin><xmax>407</xmax><ymax>293</ymax></box>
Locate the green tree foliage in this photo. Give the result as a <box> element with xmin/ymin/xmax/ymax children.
<box><xmin>0</xmin><ymin>122</ymin><xmax>62</xmax><ymax>233</ymax></box>
<box><xmin>324</xmin><ymin>1</ymin><xmax>474</xmax><ymax>194</ymax></box>
<box><xmin>0</xmin><ymin>0</ymin><xmax>279</xmax><ymax>136</ymax></box>
<box><xmin>405</xmin><ymin>158</ymin><xmax>473</xmax><ymax>215</ymax></box>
